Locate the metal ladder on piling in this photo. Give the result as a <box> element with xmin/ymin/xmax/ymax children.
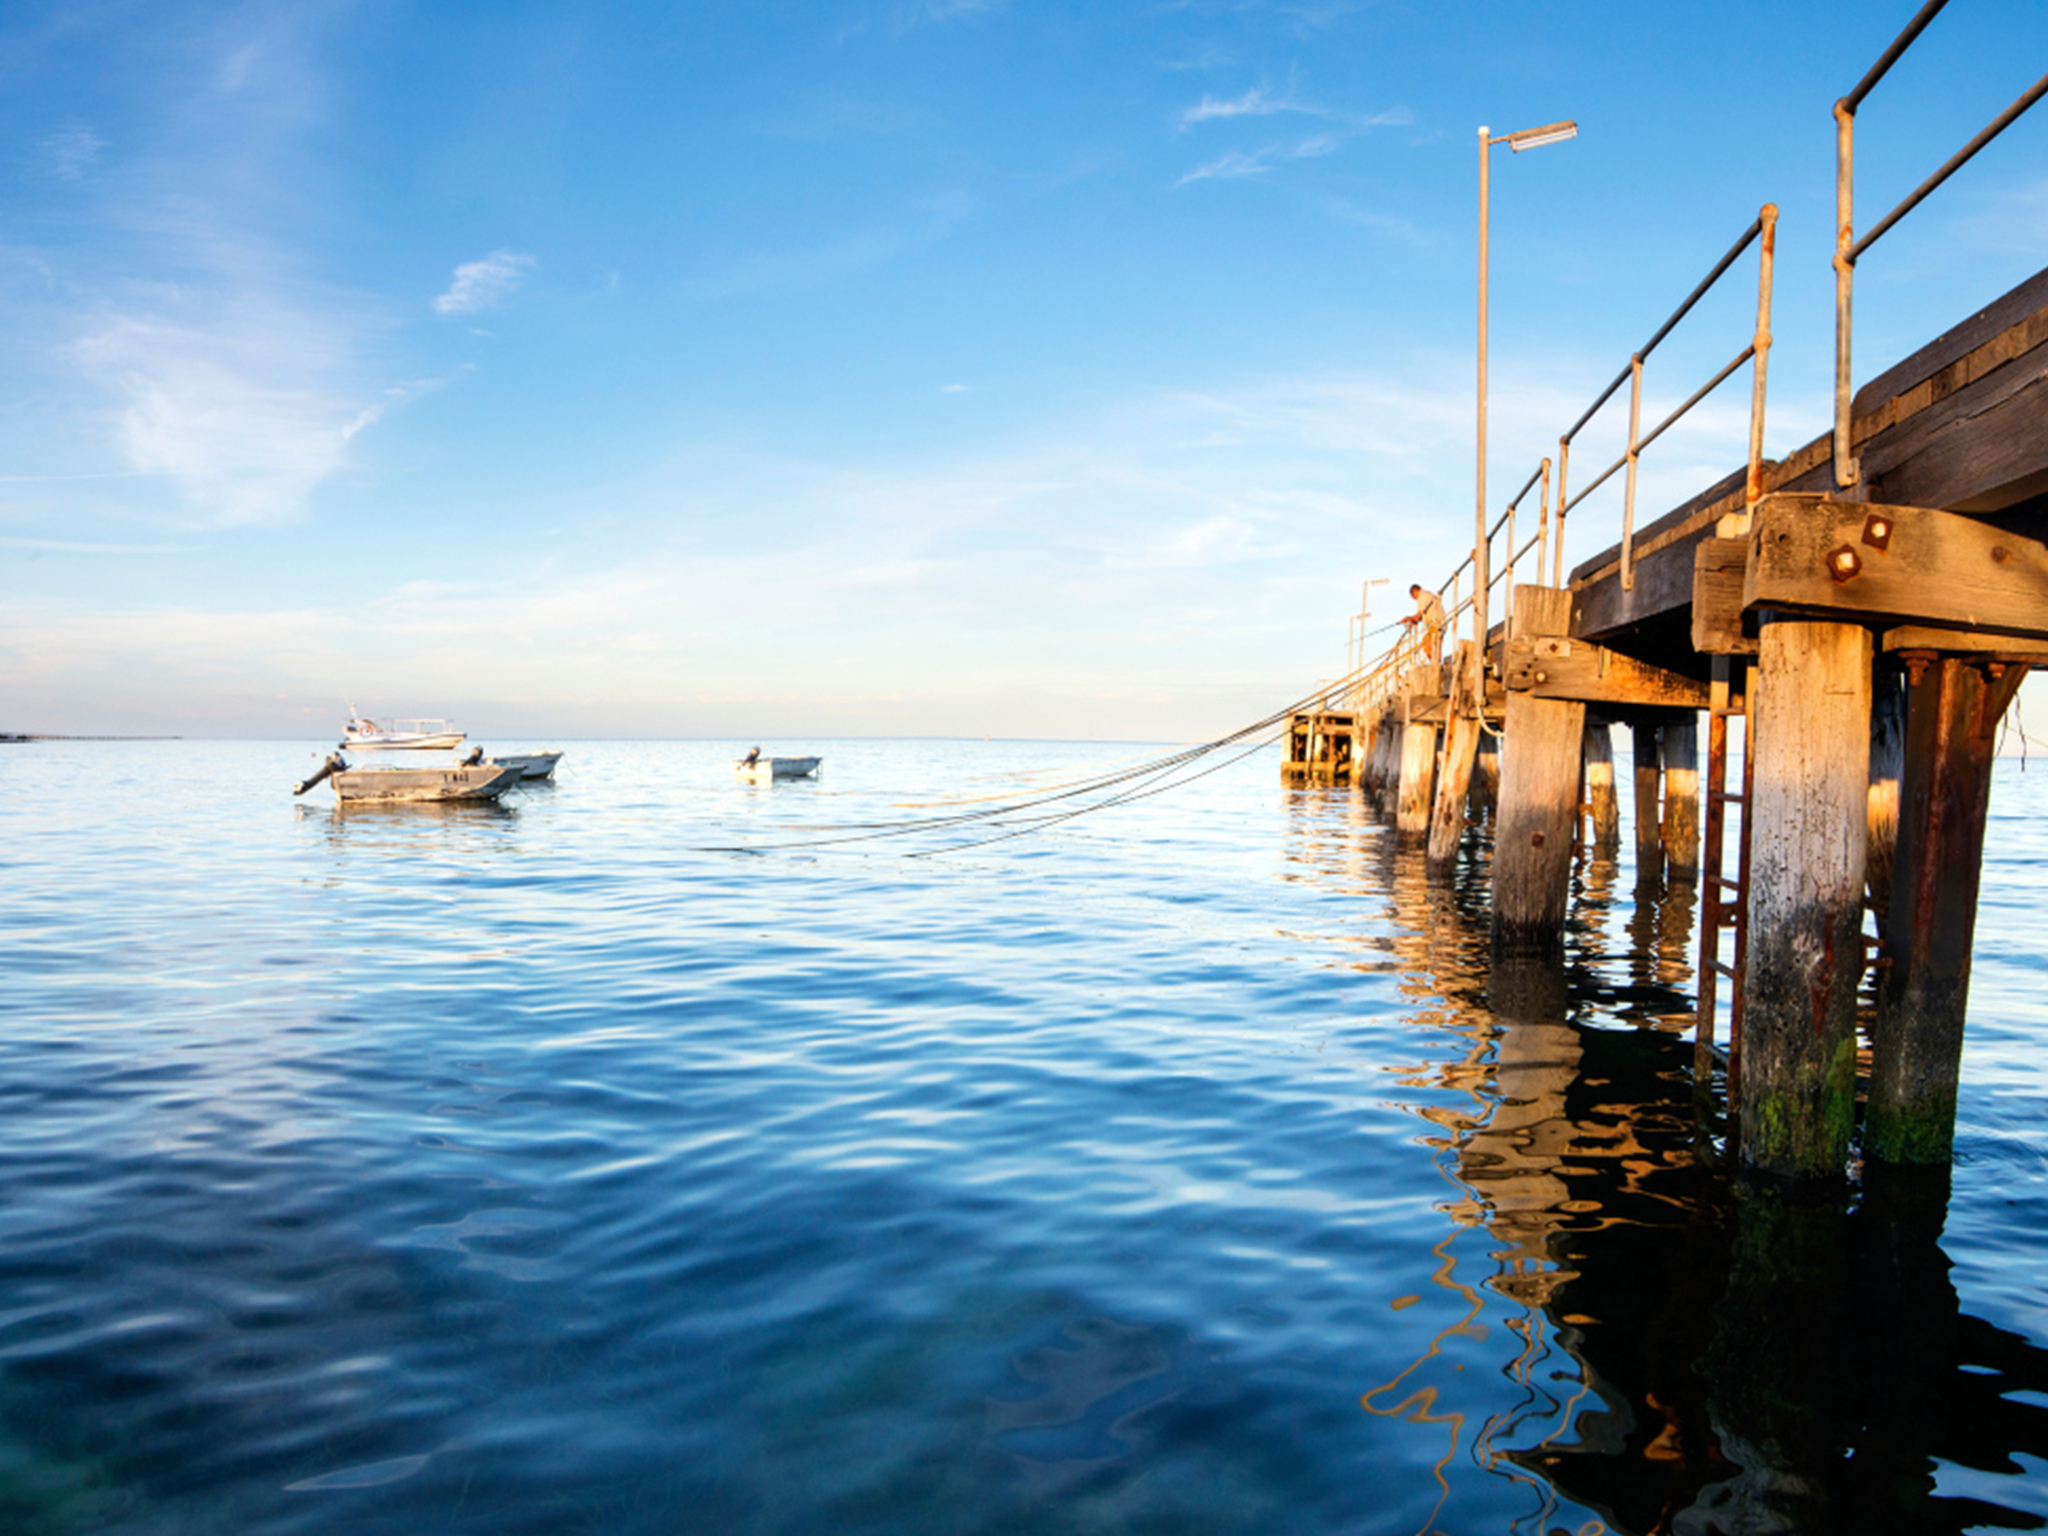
<box><xmin>1696</xmin><ymin>656</ymin><xmax>1753</xmax><ymax>1104</ymax></box>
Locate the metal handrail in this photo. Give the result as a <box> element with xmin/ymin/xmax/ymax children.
<box><xmin>1348</xmin><ymin>194</ymin><xmax>1774</xmax><ymax>714</ymax></box>
<box><xmin>1551</xmin><ymin>207</ymin><xmax>1777</xmax><ymax>590</ymax></box>
<box><xmin>1832</xmin><ymin>0</ymin><xmax>2048</xmax><ymax>487</ymax></box>
<box><xmin>1346</xmin><ymin>202</ymin><xmax>1789</xmax><ymax>711</ymax></box>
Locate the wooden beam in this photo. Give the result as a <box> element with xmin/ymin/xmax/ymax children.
<box><xmin>1568</xmin><ymin>466</ymin><xmax>1748</xmax><ymax>591</ymax></box>
<box><xmin>1744</xmin><ymin>494</ymin><xmax>2048</xmax><ymax>641</ymax></box>
<box><xmin>1852</xmin><ymin>265</ymin><xmax>2048</xmax><ymax>418</ymax></box>
<box><xmin>1882</xmin><ymin>625</ymin><xmax>2048</xmax><ymax>660</ymax></box>
<box><xmin>1571</xmin><ymin>512</ymin><xmax>1725</xmax><ymax>640</ymax></box>
<box><xmin>1861</xmin><ymin>342</ymin><xmax>2048</xmax><ymax>514</ymax></box>
<box><xmin>1502</xmin><ymin>635</ymin><xmax>1709</xmax><ymax>709</ymax></box>
<box><xmin>1692</xmin><ymin>531</ymin><xmax>1759</xmax><ymax>655</ymax></box>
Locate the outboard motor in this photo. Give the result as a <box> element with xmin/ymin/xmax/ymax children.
<box><xmin>294</xmin><ymin>752</ymin><xmax>348</xmax><ymax>796</ymax></box>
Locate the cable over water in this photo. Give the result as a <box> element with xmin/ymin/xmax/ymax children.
<box><xmin>695</xmin><ymin>620</ymin><xmax>1409</xmax><ymax>856</ymax></box>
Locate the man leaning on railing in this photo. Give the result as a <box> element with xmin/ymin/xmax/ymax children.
<box><xmin>1400</xmin><ymin>584</ymin><xmax>1446</xmax><ymax>664</ymax></box>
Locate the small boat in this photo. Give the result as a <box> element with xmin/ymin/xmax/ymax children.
<box><xmin>342</xmin><ymin>710</ymin><xmax>465</xmax><ymax>751</ymax></box>
<box><xmin>294</xmin><ymin>753</ymin><xmax>523</xmax><ymax>804</ymax></box>
<box><xmin>494</xmin><ymin>752</ymin><xmax>563</xmax><ymax>781</ymax></box>
<box><xmin>733</xmin><ymin>755</ymin><xmax>821</xmax><ymax>783</ymax></box>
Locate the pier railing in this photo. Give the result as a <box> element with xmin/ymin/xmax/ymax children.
<box><xmin>1831</xmin><ymin>0</ymin><xmax>2048</xmax><ymax>488</ymax></box>
<box><xmin>1546</xmin><ymin>204</ymin><xmax>1777</xmax><ymax>592</ymax></box>
<box><xmin>1340</xmin><ymin>200</ymin><xmax>1779</xmax><ymax>715</ymax></box>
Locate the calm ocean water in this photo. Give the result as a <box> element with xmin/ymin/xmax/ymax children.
<box><xmin>3</xmin><ymin>738</ymin><xmax>2047</xmax><ymax>1535</ymax></box>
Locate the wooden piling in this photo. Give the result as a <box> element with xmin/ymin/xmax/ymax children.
<box><xmin>1663</xmin><ymin>715</ymin><xmax>1701</xmax><ymax>879</ymax></box>
<box><xmin>1475</xmin><ymin>733</ymin><xmax>1501</xmax><ymax>813</ymax></box>
<box><xmin>1396</xmin><ymin>718</ymin><xmax>1437</xmax><ymax>837</ymax></box>
<box><xmin>1632</xmin><ymin>721</ymin><xmax>1663</xmax><ymax>882</ymax></box>
<box><xmin>1375</xmin><ymin>714</ymin><xmax>1402</xmax><ymax>812</ymax></box>
<box><xmin>1866</xmin><ymin>666</ymin><xmax>1906</xmax><ymax>934</ymax></box>
<box><xmin>1866</xmin><ymin>656</ymin><xmax>2025</xmax><ymax>1166</ymax></box>
<box><xmin>1426</xmin><ymin>644</ymin><xmax>1481</xmax><ymax>870</ymax></box>
<box><xmin>1492</xmin><ymin>587</ymin><xmax>1586</xmax><ymax>952</ymax></box>
<box><xmin>1583</xmin><ymin>722</ymin><xmax>1620</xmax><ymax>851</ymax></box>
<box><xmin>1739</xmin><ymin>620</ymin><xmax>1872</xmax><ymax>1180</ymax></box>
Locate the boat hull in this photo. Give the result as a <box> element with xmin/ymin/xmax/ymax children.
<box><xmin>342</xmin><ymin>732</ymin><xmax>468</xmax><ymax>752</ymax></box>
<box><xmin>330</xmin><ymin>765</ymin><xmax>525</xmax><ymax>803</ymax></box>
<box><xmin>497</xmin><ymin>752</ymin><xmax>563</xmax><ymax>780</ymax></box>
<box><xmin>734</xmin><ymin>756</ymin><xmax>821</xmax><ymax>783</ymax></box>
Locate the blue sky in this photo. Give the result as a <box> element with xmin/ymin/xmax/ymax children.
<box><xmin>3</xmin><ymin>0</ymin><xmax>2045</xmax><ymax>739</ymax></box>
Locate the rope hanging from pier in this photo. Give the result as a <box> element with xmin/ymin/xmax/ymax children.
<box><xmin>694</xmin><ymin>624</ymin><xmax>1406</xmax><ymax>857</ymax></box>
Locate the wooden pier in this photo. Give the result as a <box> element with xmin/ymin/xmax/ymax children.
<box><xmin>1288</xmin><ymin>13</ymin><xmax>2048</xmax><ymax>1182</ymax></box>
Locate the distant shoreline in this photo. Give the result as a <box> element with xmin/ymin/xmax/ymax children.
<box><xmin>0</xmin><ymin>734</ymin><xmax>182</xmax><ymax>742</ymax></box>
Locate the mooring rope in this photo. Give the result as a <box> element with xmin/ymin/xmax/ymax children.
<box><xmin>694</xmin><ymin>620</ymin><xmax>1411</xmax><ymax>856</ymax></box>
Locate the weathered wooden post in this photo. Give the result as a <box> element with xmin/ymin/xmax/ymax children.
<box><xmin>1583</xmin><ymin>722</ymin><xmax>1620</xmax><ymax>851</ymax></box>
<box><xmin>1427</xmin><ymin>643</ymin><xmax>1482</xmax><ymax>870</ymax></box>
<box><xmin>1662</xmin><ymin>715</ymin><xmax>1701</xmax><ymax>879</ymax></box>
<box><xmin>1739</xmin><ymin>620</ymin><xmax>1872</xmax><ymax>1179</ymax></box>
<box><xmin>1395</xmin><ymin>712</ymin><xmax>1437</xmax><ymax>837</ymax></box>
<box><xmin>1632</xmin><ymin>721</ymin><xmax>1663</xmax><ymax>882</ymax></box>
<box><xmin>1475</xmin><ymin>733</ymin><xmax>1502</xmax><ymax>812</ymax></box>
<box><xmin>1866</xmin><ymin>667</ymin><xmax>1906</xmax><ymax>934</ymax></box>
<box><xmin>1492</xmin><ymin>587</ymin><xmax>1586</xmax><ymax>952</ymax></box>
<box><xmin>1374</xmin><ymin>710</ymin><xmax>1402</xmax><ymax>813</ymax></box>
<box><xmin>1865</xmin><ymin>655</ymin><xmax>2025</xmax><ymax>1166</ymax></box>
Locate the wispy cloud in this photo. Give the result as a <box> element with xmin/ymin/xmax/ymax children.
<box><xmin>1178</xmin><ymin>133</ymin><xmax>1342</xmax><ymax>186</ymax></box>
<box><xmin>1175</xmin><ymin>98</ymin><xmax>1410</xmax><ymax>186</ymax></box>
<box><xmin>0</xmin><ymin>536</ymin><xmax>194</xmax><ymax>555</ymax></box>
<box><xmin>1180</xmin><ymin>88</ymin><xmax>1310</xmax><ymax>128</ymax></box>
<box><xmin>73</xmin><ymin>307</ymin><xmax>382</xmax><ymax>526</ymax></box>
<box><xmin>433</xmin><ymin>250</ymin><xmax>536</xmax><ymax>315</ymax></box>
<box><xmin>33</xmin><ymin>122</ymin><xmax>105</xmax><ymax>181</ymax></box>
<box><xmin>940</xmin><ymin>382</ymin><xmax>971</xmax><ymax>394</ymax></box>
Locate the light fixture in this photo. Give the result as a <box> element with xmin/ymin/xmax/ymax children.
<box><xmin>1501</xmin><ymin>120</ymin><xmax>1578</xmax><ymax>152</ymax></box>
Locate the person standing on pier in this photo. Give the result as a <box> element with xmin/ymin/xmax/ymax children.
<box><xmin>1401</xmin><ymin>583</ymin><xmax>1446</xmax><ymax>663</ymax></box>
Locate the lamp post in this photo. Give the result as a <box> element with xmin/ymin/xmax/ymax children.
<box><xmin>1476</xmin><ymin>119</ymin><xmax>1576</xmax><ymax>672</ymax></box>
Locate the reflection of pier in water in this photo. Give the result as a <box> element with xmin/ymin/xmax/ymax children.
<box><xmin>1282</xmin><ymin>787</ymin><xmax>2048</xmax><ymax>1535</ymax></box>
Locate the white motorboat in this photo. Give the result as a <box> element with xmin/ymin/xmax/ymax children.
<box><xmin>294</xmin><ymin>754</ymin><xmax>522</xmax><ymax>804</ymax></box>
<box><xmin>342</xmin><ymin>710</ymin><xmax>466</xmax><ymax>751</ymax></box>
<box><xmin>494</xmin><ymin>752</ymin><xmax>564</xmax><ymax>781</ymax></box>
<box><xmin>734</xmin><ymin>755</ymin><xmax>821</xmax><ymax>783</ymax></box>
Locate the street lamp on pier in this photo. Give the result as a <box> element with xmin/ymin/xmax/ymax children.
<box><xmin>1475</xmin><ymin>119</ymin><xmax>1576</xmax><ymax>670</ymax></box>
